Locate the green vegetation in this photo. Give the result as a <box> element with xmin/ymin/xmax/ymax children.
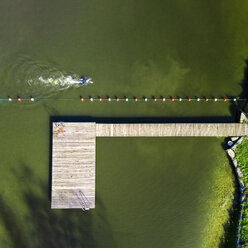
<box><xmin>235</xmin><ymin>138</ymin><xmax>248</xmax><ymax>247</ymax></box>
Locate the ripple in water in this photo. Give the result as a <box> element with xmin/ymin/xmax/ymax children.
<box><xmin>5</xmin><ymin>56</ymin><xmax>93</xmax><ymax>98</ymax></box>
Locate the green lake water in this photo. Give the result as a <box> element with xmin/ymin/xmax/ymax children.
<box><xmin>0</xmin><ymin>1</ymin><xmax>248</xmax><ymax>247</ymax></box>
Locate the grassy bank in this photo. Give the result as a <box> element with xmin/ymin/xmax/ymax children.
<box><xmin>235</xmin><ymin>138</ymin><xmax>248</xmax><ymax>247</ymax></box>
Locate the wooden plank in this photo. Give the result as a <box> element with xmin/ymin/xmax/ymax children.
<box><xmin>96</xmin><ymin>123</ymin><xmax>247</xmax><ymax>137</ymax></box>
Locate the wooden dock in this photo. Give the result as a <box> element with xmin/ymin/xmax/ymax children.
<box><xmin>51</xmin><ymin>122</ymin><xmax>247</xmax><ymax>209</ymax></box>
<box><xmin>96</xmin><ymin>123</ymin><xmax>247</xmax><ymax>137</ymax></box>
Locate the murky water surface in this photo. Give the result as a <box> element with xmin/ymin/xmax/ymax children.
<box><xmin>0</xmin><ymin>1</ymin><xmax>248</xmax><ymax>247</ymax></box>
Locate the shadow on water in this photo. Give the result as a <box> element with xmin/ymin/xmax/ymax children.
<box><xmin>48</xmin><ymin>120</ymin><xmax>53</xmax><ymax>200</ymax></box>
<box><xmin>220</xmin><ymin>60</ymin><xmax>248</xmax><ymax>248</ymax></box>
<box><xmin>51</xmin><ymin>115</ymin><xmax>235</xmax><ymax>123</ymax></box>
<box><xmin>0</xmin><ymin>164</ymin><xmax>115</xmax><ymax>248</ymax></box>
<box><xmin>228</xmin><ymin>59</ymin><xmax>248</xmax><ymax>122</ymax></box>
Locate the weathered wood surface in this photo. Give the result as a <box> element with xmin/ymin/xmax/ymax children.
<box><xmin>51</xmin><ymin>122</ymin><xmax>96</xmax><ymax>209</ymax></box>
<box><xmin>96</xmin><ymin>123</ymin><xmax>248</xmax><ymax>137</ymax></box>
<box><xmin>51</xmin><ymin>122</ymin><xmax>247</xmax><ymax>209</ymax></box>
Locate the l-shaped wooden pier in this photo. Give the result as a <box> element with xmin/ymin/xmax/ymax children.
<box><xmin>51</xmin><ymin>122</ymin><xmax>248</xmax><ymax>209</ymax></box>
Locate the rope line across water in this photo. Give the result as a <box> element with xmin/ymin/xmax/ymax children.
<box><xmin>2</xmin><ymin>97</ymin><xmax>248</xmax><ymax>102</ymax></box>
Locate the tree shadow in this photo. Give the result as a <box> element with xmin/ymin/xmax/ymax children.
<box><xmin>0</xmin><ymin>164</ymin><xmax>115</xmax><ymax>248</ymax></box>
<box><xmin>220</xmin><ymin>59</ymin><xmax>248</xmax><ymax>248</ymax></box>
<box><xmin>229</xmin><ymin>59</ymin><xmax>248</xmax><ymax>122</ymax></box>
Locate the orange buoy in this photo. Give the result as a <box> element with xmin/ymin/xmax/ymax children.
<box><xmin>81</xmin><ymin>98</ymin><xmax>84</xmax><ymax>101</ymax></box>
<box><xmin>116</xmin><ymin>98</ymin><xmax>119</xmax><ymax>102</ymax></box>
<box><xmin>135</xmin><ymin>98</ymin><xmax>138</xmax><ymax>102</ymax></box>
<box><xmin>224</xmin><ymin>98</ymin><xmax>227</xmax><ymax>101</ymax></box>
<box><xmin>18</xmin><ymin>98</ymin><xmax>21</xmax><ymax>102</ymax></box>
<box><xmin>188</xmin><ymin>98</ymin><xmax>191</xmax><ymax>102</ymax></box>
<box><xmin>171</xmin><ymin>98</ymin><xmax>175</xmax><ymax>101</ymax></box>
<box><xmin>205</xmin><ymin>98</ymin><xmax>208</xmax><ymax>102</ymax></box>
<box><xmin>99</xmin><ymin>98</ymin><xmax>102</xmax><ymax>101</ymax></box>
<box><xmin>154</xmin><ymin>98</ymin><xmax>157</xmax><ymax>101</ymax></box>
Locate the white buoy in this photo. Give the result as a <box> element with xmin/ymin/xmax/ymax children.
<box><xmin>162</xmin><ymin>98</ymin><xmax>166</xmax><ymax>101</ymax></box>
<box><xmin>144</xmin><ymin>98</ymin><xmax>148</xmax><ymax>102</ymax></box>
<box><xmin>90</xmin><ymin>98</ymin><xmax>93</xmax><ymax>101</ymax></box>
<box><xmin>214</xmin><ymin>98</ymin><xmax>217</xmax><ymax>101</ymax></box>
<box><xmin>108</xmin><ymin>98</ymin><xmax>111</xmax><ymax>102</ymax></box>
<box><xmin>233</xmin><ymin>98</ymin><xmax>237</xmax><ymax>102</ymax></box>
<box><xmin>197</xmin><ymin>98</ymin><xmax>200</xmax><ymax>101</ymax></box>
<box><xmin>179</xmin><ymin>98</ymin><xmax>182</xmax><ymax>101</ymax></box>
<box><xmin>30</xmin><ymin>98</ymin><xmax>34</xmax><ymax>102</ymax></box>
<box><xmin>125</xmin><ymin>98</ymin><xmax>128</xmax><ymax>102</ymax></box>
<box><xmin>8</xmin><ymin>98</ymin><xmax>12</xmax><ymax>101</ymax></box>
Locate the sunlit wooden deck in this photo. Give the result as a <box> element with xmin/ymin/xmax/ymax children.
<box><xmin>51</xmin><ymin>122</ymin><xmax>247</xmax><ymax>209</ymax></box>
<box><xmin>96</xmin><ymin>123</ymin><xmax>247</xmax><ymax>137</ymax></box>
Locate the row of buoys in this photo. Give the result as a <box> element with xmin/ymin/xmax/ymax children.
<box><xmin>6</xmin><ymin>97</ymin><xmax>35</xmax><ymax>102</ymax></box>
<box><xmin>3</xmin><ymin>97</ymin><xmax>246</xmax><ymax>102</ymax></box>
<box><xmin>80</xmin><ymin>97</ymin><xmax>239</xmax><ymax>102</ymax></box>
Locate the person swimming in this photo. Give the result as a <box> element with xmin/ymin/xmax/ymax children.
<box><xmin>79</xmin><ymin>76</ymin><xmax>93</xmax><ymax>84</ymax></box>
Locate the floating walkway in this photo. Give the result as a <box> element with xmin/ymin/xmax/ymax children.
<box><xmin>51</xmin><ymin>122</ymin><xmax>248</xmax><ymax>209</ymax></box>
<box><xmin>96</xmin><ymin>123</ymin><xmax>248</xmax><ymax>137</ymax></box>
